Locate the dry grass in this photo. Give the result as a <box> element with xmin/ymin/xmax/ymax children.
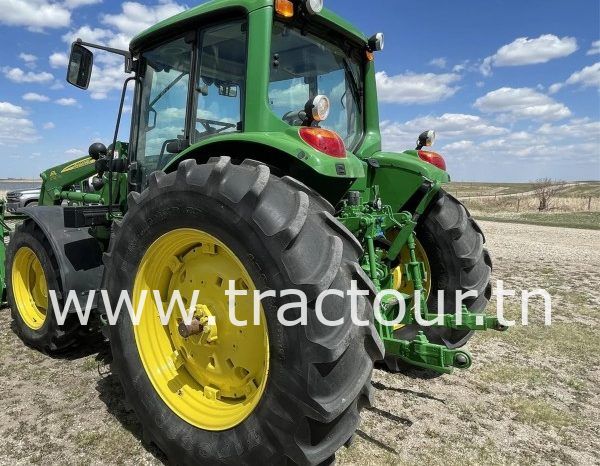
<box><xmin>463</xmin><ymin>194</ymin><xmax>600</xmax><ymax>213</ymax></box>
<box><xmin>450</xmin><ymin>182</ymin><xmax>600</xmax><ymax>230</ymax></box>
<box><xmin>448</xmin><ymin>181</ymin><xmax>600</xmax><ymax>199</ymax></box>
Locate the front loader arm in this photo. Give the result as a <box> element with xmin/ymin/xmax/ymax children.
<box><xmin>38</xmin><ymin>156</ymin><xmax>99</xmax><ymax>206</ymax></box>
<box><xmin>38</xmin><ymin>140</ymin><xmax>129</xmax><ymax>208</ymax></box>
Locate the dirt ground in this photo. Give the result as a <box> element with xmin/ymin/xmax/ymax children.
<box><xmin>1</xmin><ymin>221</ymin><xmax>599</xmax><ymax>465</ymax></box>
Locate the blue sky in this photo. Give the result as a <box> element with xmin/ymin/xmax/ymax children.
<box><xmin>0</xmin><ymin>0</ymin><xmax>598</xmax><ymax>181</ymax></box>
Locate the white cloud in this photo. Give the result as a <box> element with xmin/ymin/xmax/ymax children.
<box><xmin>376</xmin><ymin>71</ymin><xmax>461</xmax><ymax>104</ymax></box>
<box><xmin>2</xmin><ymin>67</ymin><xmax>54</xmax><ymax>83</ymax></box>
<box><xmin>269</xmin><ymin>82</ymin><xmax>309</xmax><ymax>107</ymax></box>
<box><xmin>23</xmin><ymin>92</ymin><xmax>50</xmax><ymax>102</ymax></box>
<box><xmin>442</xmin><ymin>120</ymin><xmax>599</xmax><ymax>165</ymax></box>
<box><xmin>537</xmin><ymin>118</ymin><xmax>600</xmax><ymax>139</ymax></box>
<box><xmin>565</xmin><ymin>62</ymin><xmax>600</xmax><ymax>89</ymax></box>
<box><xmin>19</xmin><ymin>53</ymin><xmax>37</xmax><ymax>67</ymax></box>
<box><xmin>96</xmin><ymin>1</ymin><xmax>187</xmax><ymax>50</ymax></box>
<box><xmin>0</xmin><ymin>102</ymin><xmax>27</xmax><ymax>116</ymax></box>
<box><xmin>101</xmin><ymin>1</ymin><xmax>186</xmax><ymax>38</ymax></box>
<box><xmin>62</xmin><ymin>25</ymin><xmax>111</xmax><ymax>46</ymax></box>
<box><xmin>452</xmin><ymin>60</ymin><xmax>472</xmax><ymax>73</ymax></box>
<box><xmin>480</xmin><ymin>34</ymin><xmax>578</xmax><ymax>76</ymax></box>
<box><xmin>60</xmin><ymin>2</ymin><xmax>187</xmax><ymax>50</ymax></box>
<box><xmin>548</xmin><ymin>82</ymin><xmax>563</xmax><ymax>94</ymax></box>
<box><xmin>64</xmin><ymin>0</ymin><xmax>101</xmax><ymax>7</ymax></box>
<box><xmin>43</xmin><ymin>122</ymin><xmax>56</xmax><ymax>129</ymax></box>
<box><xmin>548</xmin><ymin>62</ymin><xmax>600</xmax><ymax>94</ymax></box>
<box><xmin>441</xmin><ymin>140</ymin><xmax>477</xmax><ymax>152</ymax></box>
<box><xmin>55</xmin><ymin>97</ymin><xmax>77</xmax><ymax>106</ymax></box>
<box><xmin>380</xmin><ymin>113</ymin><xmax>508</xmax><ymax>151</ymax></box>
<box><xmin>428</xmin><ymin>57</ymin><xmax>447</xmax><ymax>68</ymax></box>
<box><xmin>0</xmin><ymin>101</ymin><xmax>38</xmax><ymax>145</ymax></box>
<box><xmin>474</xmin><ymin>87</ymin><xmax>571</xmax><ymax>121</ymax></box>
<box><xmin>587</xmin><ymin>40</ymin><xmax>600</xmax><ymax>56</ymax></box>
<box><xmin>49</xmin><ymin>52</ymin><xmax>69</xmax><ymax>68</ymax></box>
<box><xmin>0</xmin><ymin>0</ymin><xmax>71</xmax><ymax>30</ymax></box>
<box><xmin>65</xmin><ymin>148</ymin><xmax>86</xmax><ymax>156</ymax></box>
<box><xmin>89</xmin><ymin>60</ymin><xmax>130</xmax><ymax>99</ymax></box>
<box><xmin>407</xmin><ymin>122</ymin><xmax>598</xmax><ymax>174</ymax></box>
<box><xmin>59</xmin><ymin>2</ymin><xmax>186</xmax><ymax>99</ymax></box>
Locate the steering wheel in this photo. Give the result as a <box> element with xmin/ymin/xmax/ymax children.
<box><xmin>197</xmin><ymin>118</ymin><xmax>237</xmax><ymax>134</ymax></box>
<box><xmin>282</xmin><ymin>110</ymin><xmax>307</xmax><ymax>126</ymax></box>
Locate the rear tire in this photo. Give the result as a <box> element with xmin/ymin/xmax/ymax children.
<box><xmin>104</xmin><ymin>157</ymin><xmax>383</xmax><ymax>465</ymax></box>
<box><xmin>385</xmin><ymin>190</ymin><xmax>492</xmax><ymax>371</ymax></box>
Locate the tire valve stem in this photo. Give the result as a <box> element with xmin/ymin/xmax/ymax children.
<box><xmin>178</xmin><ymin>318</ymin><xmax>203</xmax><ymax>339</ymax></box>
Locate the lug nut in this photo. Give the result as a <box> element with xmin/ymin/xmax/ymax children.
<box><xmin>178</xmin><ymin>318</ymin><xmax>203</xmax><ymax>338</ymax></box>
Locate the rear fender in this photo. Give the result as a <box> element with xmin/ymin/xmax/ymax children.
<box><xmin>356</xmin><ymin>151</ymin><xmax>450</xmax><ymax>213</ymax></box>
<box><xmin>166</xmin><ymin>131</ymin><xmax>364</xmax><ymax>178</ymax></box>
<box><xmin>19</xmin><ymin>206</ymin><xmax>104</xmax><ymax>305</ymax></box>
<box><xmin>164</xmin><ymin>134</ymin><xmax>363</xmax><ymax>205</ymax></box>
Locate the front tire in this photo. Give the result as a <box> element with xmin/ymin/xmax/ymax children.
<box><xmin>6</xmin><ymin>221</ymin><xmax>82</xmax><ymax>352</ymax></box>
<box><xmin>104</xmin><ymin>158</ymin><xmax>383</xmax><ymax>465</ymax></box>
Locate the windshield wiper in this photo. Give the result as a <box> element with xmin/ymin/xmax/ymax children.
<box><xmin>149</xmin><ymin>71</ymin><xmax>187</xmax><ymax>108</ymax></box>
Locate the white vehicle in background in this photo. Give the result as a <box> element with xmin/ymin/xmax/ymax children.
<box><xmin>5</xmin><ymin>188</ymin><xmax>40</xmax><ymax>213</ymax></box>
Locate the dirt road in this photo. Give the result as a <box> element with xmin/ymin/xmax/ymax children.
<box><xmin>1</xmin><ymin>221</ymin><xmax>598</xmax><ymax>465</ymax></box>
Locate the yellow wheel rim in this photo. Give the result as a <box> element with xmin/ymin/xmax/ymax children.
<box><xmin>12</xmin><ymin>246</ymin><xmax>48</xmax><ymax>330</ymax></box>
<box><xmin>133</xmin><ymin>228</ymin><xmax>269</xmax><ymax>431</ymax></box>
<box><xmin>391</xmin><ymin>238</ymin><xmax>431</xmax><ymax>331</ymax></box>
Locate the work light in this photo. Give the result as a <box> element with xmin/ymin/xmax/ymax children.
<box><xmin>368</xmin><ymin>32</ymin><xmax>385</xmax><ymax>51</ymax></box>
<box><xmin>304</xmin><ymin>0</ymin><xmax>323</xmax><ymax>15</ymax></box>
<box><xmin>310</xmin><ymin>95</ymin><xmax>330</xmax><ymax>121</ymax></box>
<box><xmin>416</xmin><ymin>129</ymin><xmax>435</xmax><ymax>149</ymax></box>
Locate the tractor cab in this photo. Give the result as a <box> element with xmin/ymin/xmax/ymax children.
<box><xmin>66</xmin><ymin>0</ymin><xmax>386</xmax><ymax>197</ymax></box>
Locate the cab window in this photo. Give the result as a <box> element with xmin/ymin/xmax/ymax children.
<box><xmin>136</xmin><ymin>36</ymin><xmax>193</xmax><ymax>182</ymax></box>
<box><xmin>193</xmin><ymin>20</ymin><xmax>247</xmax><ymax>141</ymax></box>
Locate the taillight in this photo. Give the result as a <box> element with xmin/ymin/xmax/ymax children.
<box><xmin>418</xmin><ymin>150</ymin><xmax>446</xmax><ymax>171</ymax></box>
<box><xmin>299</xmin><ymin>127</ymin><xmax>346</xmax><ymax>158</ymax></box>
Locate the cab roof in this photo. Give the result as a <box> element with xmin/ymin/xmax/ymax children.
<box><xmin>130</xmin><ymin>0</ymin><xmax>367</xmax><ymax>52</ymax></box>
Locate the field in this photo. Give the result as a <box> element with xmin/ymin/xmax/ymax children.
<box><xmin>449</xmin><ymin>181</ymin><xmax>600</xmax><ymax>230</ymax></box>
<box><xmin>1</xmin><ymin>221</ymin><xmax>598</xmax><ymax>465</ymax></box>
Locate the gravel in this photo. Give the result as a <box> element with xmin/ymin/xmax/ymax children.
<box><xmin>1</xmin><ymin>221</ymin><xmax>598</xmax><ymax>465</ymax></box>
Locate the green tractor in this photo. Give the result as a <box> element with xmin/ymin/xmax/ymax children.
<box><xmin>1</xmin><ymin>0</ymin><xmax>506</xmax><ymax>463</ymax></box>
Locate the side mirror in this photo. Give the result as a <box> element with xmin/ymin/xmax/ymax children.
<box><xmin>67</xmin><ymin>43</ymin><xmax>94</xmax><ymax>89</ymax></box>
